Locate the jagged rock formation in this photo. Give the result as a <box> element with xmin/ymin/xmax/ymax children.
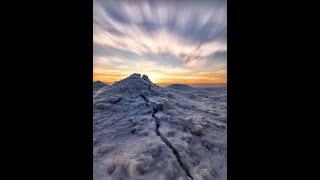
<box><xmin>93</xmin><ymin>73</ymin><xmax>227</xmax><ymax>180</ymax></box>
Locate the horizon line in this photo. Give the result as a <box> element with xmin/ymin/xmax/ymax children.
<box><xmin>94</xmin><ymin>80</ymin><xmax>227</xmax><ymax>88</ymax></box>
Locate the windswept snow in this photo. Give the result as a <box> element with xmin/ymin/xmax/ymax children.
<box><xmin>93</xmin><ymin>73</ymin><xmax>227</xmax><ymax>180</ymax></box>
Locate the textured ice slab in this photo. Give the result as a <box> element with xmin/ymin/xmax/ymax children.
<box><xmin>93</xmin><ymin>74</ymin><xmax>227</xmax><ymax>180</ymax></box>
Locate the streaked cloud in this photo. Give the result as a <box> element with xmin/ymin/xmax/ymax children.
<box><xmin>93</xmin><ymin>0</ymin><xmax>227</xmax><ymax>86</ymax></box>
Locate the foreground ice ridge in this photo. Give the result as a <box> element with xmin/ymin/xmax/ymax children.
<box><xmin>141</xmin><ymin>93</ymin><xmax>193</xmax><ymax>179</ymax></box>
<box><xmin>93</xmin><ymin>73</ymin><xmax>227</xmax><ymax>180</ymax></box>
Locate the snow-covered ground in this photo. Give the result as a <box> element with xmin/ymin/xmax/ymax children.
<box><xmin>93</xmin><ymin>81</ymin><xmax>108</xmax><ymax>94</ymax></box>
<box><xmin>93</xmin><ymin>74</ymin><xmax>227</xmax><ymax>180</ymax></box>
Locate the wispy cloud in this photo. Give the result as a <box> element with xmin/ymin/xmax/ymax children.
<box><xmin>93</xmin><ymin>0</ymin><xmax>227</xmax><ymax>85</ymax></box>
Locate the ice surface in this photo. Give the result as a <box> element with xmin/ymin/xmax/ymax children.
<box><xmin>93</xmin><ymin>81</ymin><xmax>108</xmax><ymax>95</ymax></box>
<box><xmin>166</xmin><ymin>84</ymin><xmax>194</xmax><ymax>91</ymax></box>
<box><xmin>93</xmin><ymin>74</ymin><xmax>227</xmax><ymax>180</ymax></box>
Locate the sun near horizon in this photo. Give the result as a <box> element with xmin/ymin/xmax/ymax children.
<box><xmin>93</xmin><ymin>0</ymin><xmax>227</xmax><ymax>88</ymax></box>
<box><xmin>93</xmin><ymin>72</ymin><xmax>226</xmax><ymax>87</ymax></box>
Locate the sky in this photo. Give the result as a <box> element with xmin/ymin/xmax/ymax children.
<box><xmin>93</xmin><ymin>0</ymin><xmax>227</xmax><ymax>86</ymax></box>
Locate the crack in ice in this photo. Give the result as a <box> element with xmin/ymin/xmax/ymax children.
<box><xmin>140</xmin><ymin>94</ymin><xmax>193</xmax><ymax>180</ymax></box>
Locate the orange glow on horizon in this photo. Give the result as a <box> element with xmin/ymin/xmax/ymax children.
<box><xmin>93</xmin><ymin>0</ymin><xmax>227</xmax><ymax>88</ymax></box>
<box><xmin>93</xmin><ymin>72</ymin><xmax>226</xmax><ymax>87</ymax></box>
